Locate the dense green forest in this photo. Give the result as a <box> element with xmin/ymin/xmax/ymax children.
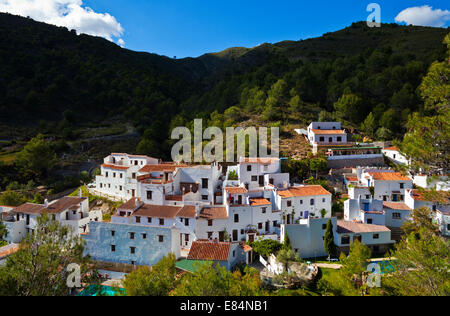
<box><xmin>0</xmin><ymin>13</ymin><xmax>448</xmax><ymax>160</ymax></box>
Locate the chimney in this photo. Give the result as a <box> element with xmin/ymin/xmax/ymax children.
<box><xmin>44</xmin><ymin>199</ymin><xmax>49</xmax><ymax>208</ymax></box>
<box><xmin>195</xmin><ymin>204</ymin><xmax>201</xmax><ymax>217</ymax></box>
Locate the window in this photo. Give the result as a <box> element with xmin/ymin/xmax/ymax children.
<box><xmin>111</xmin><ymin>245</ymin><xmax>116</xmax><ymax>252</ymax></box>
<box><xmin>159</xmin><ymin>218</ymin><xmax>165</xmax><ymax>226</ymax></box>
<box><xmin>233</xmin><ymin>250</ymin><xmax>236</xmax><ymax>258</ymax></box>
<box><xmin>273</xmin><ymin>221</ymin><xmax>278</xmax><ymax>227</ymax></box>
<box><xmin>234</xmin><ymin>214</ymin><xmax>239</xmax><ymax>223</ymax></box>
<box><xmin>240</xmin><ymin>229</ymin><xmax>245</xmax><ymax>235</ymax></box>
<box><xmin>322</xmin><ymin>198</ymin><xmax>326</xmax><ymax>203</ymax></box>
<box><xmin>262</xmin><ymin>207</ymin><xmax>267</xmax><ymax>214</ymax></box>
<box><xmin>119</xmin><ymin>186</ymin><xmax>123</xmax><ymax>191</ymax></box>
<box><xmin>400</xmin><ymin>183</ymin><xmax>404</xmax><ymax>189</ymax></box>
<box><xmin>129</xmin><ymin>232</ymin><xmax>135</xmax><ymax>240</ymax></box>
<box><xmin>341</xmin><ymin>236</ymin><xmax>350</xmax><ymax>245</ymax></box>
<box><xmin>366</xmin><ymin>195</ymin><xmax>371</xmax><ymax>199</ymax></box>
<box><xmin>287</xmin><ymin>201</ymin><xmax>292</xmax><ymax>207</ymax></box>
<box><xmin>184</xmin><ymin>218</ymin><xmax>189</xmax><ymax>226</ymax></box>
<box><xmin>373</xmin><ymin>234</ymin><xmax>380</xmax><ymax>239</ymax></box>
<box><xmin>247</xmin><ymin>165</ymin><xmax>252</xmax><ymax>172</ymax></box>
<box><xmin>135</xmin><ymin>216</ymin><xmax>141</xmax><ymax>223</ymax></box>
<box><xmin>105</xmin><ymin>172</ymin><xmax>109</xmax><ymax>177</ymax></box>
<box><xmin>337</xmin><ymin>137</ymin><xmax>342</xmax><ymax>142</ymax></box>
<box><xmin>202</xmin><ymin>178</ymin><xmax>209</xmax><ymax>189</ymax></box>
<box><xmin>310</xmin><ymin>199</ymin><xmax>315</xmax><ymax>206</ymax></box>
<box><xmin>208</xmin><ymin>220</ymin><xmax>213</xmax><ymax>227</ymax></box>
<box><xmin>113</xmin><ymin>173</ymin><xmax>116</xmax><ymax>178</ymax></box>
<box><xmin>147</xmin><ymin>191</ymin><xmax>153</xmax><ymax>200</ymax></box>
<box><xmin>208</xmin><ymin>232</ymin><xmax>213</xmax><ymax>239</ymax></box>
<box><xmin>158</xmin><ymin>235</ymin><xmax>164</xmax><ymax>243</ymax></box>
<box><xmin>320</xmin><ymin>137</ymin><xmax>325</xmax><ymax>142</ymax></box>
<box><xmin>322</xmin><ymin>224</ymin><xmax>327</xmax><ymax>230</ymax></box>
<box><xmin>392</xmin><ymin>213</ymin><xmax>401</xmax><ymax>220</ymax></box>
<box><xmin>264</xmin><ymin>165</ymin><xmax>269</xmax><ymax>171</ymax></box>
<box><xmin>130</xmin><ymin>247</ymin><xmax>136</xmax><ymax>254</ymax></box>
<box><xmin>142</xmin><ymin>233</ymin><xmax>147</xmax><ymax>240</ymax></box>
<box><xmin>258</xmin><ymin>223</ymin><xmax>263</xmax><ymax>230</ymax></box>
<box><xmin>251</xmin><ymin>176</ymin><xmax>258</xmax><ymax>182</ymax></box>
<box><xmin>367</xmin><ymin>219</ymin><xmax>373</xmax><ymax>224</ymax></box>
<box><xmin>111</xmin><ymin>230</ymin><xmax>115</xmax><ymax>237</ymax></box>
<box><xmin>131</xmin><ymin>261</ymin><xmax>136</xmax><ymax>265</ymax></box>
<box><xmin>300</xmin><ymin>200</ymin><xmax>303</xmax><ymax>205</ymax></box>
<box><xmin>132</xmin><ymin>173</ymin><xmax>136</xmax><ymax>179</ymax></box>
<box><xmin>120</xmin><ymin>173</ymin><xmax>123</xmax><ymax>179</ymax></box>
<box><xmin>147</xmin><ymin>217</ymin><xmax>152</xmax><ymax>223</ymax></box>
<box><xmin>202</xmin><ymin>195</ymin><xmax>209</xmax><ymax>201</ymax></box>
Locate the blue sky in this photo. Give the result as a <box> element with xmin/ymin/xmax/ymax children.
<box><xmin>1</xmin><ymin>1</ymin><xmax>449</xmax><ymax>58</ymax></box>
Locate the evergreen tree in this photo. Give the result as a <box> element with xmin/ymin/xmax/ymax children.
<box><xmin>324</xmin><ymin>219</ymin><xmax>337</xmax><ymax>260</ymax></box>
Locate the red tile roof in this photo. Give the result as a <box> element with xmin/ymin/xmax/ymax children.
<box><xmin>139</xmin><ymin>164</ymin><xmax>186</xmax><ymax>173</ymax></box>
<box><xmin>277</xmin><ymin>185</ymin><xmax>331</xmax><ymax>198</ymax></box>
<box><xmin>383</xmin><ymin>202</ymin><xmax>411</xmax><ymax>211</ymax></box>
<box><xmin>225</xmin><ymin>187</ymin><xmax>248</xmax><ymax>194</ymax></box>
<box><xmin>383</xmin><ymin>146</ymin><xmax>400</xmax><ymax>151</ymax></box>
<box><xmin>368</xmin><ymin>172</ymin><xmax>411</xmax><ymax>181</ymax></box>
<box><xmin>240</xmin><ymin>158</ymin><xmax>279</xmax><ymax>164</ymax></box>
<box><xmin>41</xmin><ymin>197</ymin><xmax>86</xmax><ymax>214</ymax></box>
<box><xmin>133</xmin><ymin>204</ymin><xmax>183</xmax><ymax>219</ymax></box>
<box><xmin>199</xmin><ymin>207</ymin><xmax>228</xmax><ymax>220</ymax></box>
<box><xmin>0</xmin><ymin>244</ymin><xmax>19</xmax><ymax>259</ymax></box>
<box><xmin>337</xmin><ymin>220</ymin><xmax>391</xmax><ymax>234</ymax></box>
<box><xmin>118</xmin><ymin>198</ymin><xmax>141</xmax><ymax>211</ymax></box>
<box><xmin>11</xmin><ymin>203</ymin><xmax>45</xmax><ymax>215</ymax></box>
<box><xmin>102</xmin><ymin>164</ymin><xmax>130</xmax><ymax>171</ymax></box>
<box><xmin>187</xmin><ymin>241</ymin><xmax>231</xmax><ymax>261</ymax></box>
<box><xmin>250</xmin><ymin>198</ymin><xmax>271</xmax><ymax>206</ymax></box>
<box><xmin>176</xmin><ymin>205</ymin><xmax>197</xmax><ymax>218</ymax></box>
<box><xmin>311</xmin><ymin>129</ymin><xmax>346</xmax><ymax>135</ymax></box>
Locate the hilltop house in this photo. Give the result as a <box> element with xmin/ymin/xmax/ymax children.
<box><xmin>307</xmin><ymin>122</ymin><xmax>349</xmax><ymax>154</ymax></box>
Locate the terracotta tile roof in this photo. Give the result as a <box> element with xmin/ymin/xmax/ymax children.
<box><xmin>177</xmin><ymin>205</ymin><xmax>197</xmax><ymax>218</ymax></box>
<box><xmin>383</xmin><ymin>146</ymin><xmax>400</xmax><ymax>151</ymax></box>
<box><xmin>277</xmin><ymin>185</ymin><xmax>331</xmax><ymax>198</ymax></box>
<box><xmin>368</xmin><ymin>172</ymin><xmax>411</xmax><ymax>181</ymax></box>
<box><xmin>409</xmin><ymin>189</ymin><xmax>426</xmax><ymax>201</ymax></box>
<box><xmin>199</xmin><ymin>207</ymin><xmax>228</xmax><ymax>220</ymax></box>
<box><xmin>11</xmin><ymin>203</ymin><xmax>45</xmax><ymax>215</ymax></box>
<box><xmin>133</xmin><ymin>204</ymin><xmax>183</xmax><ymax>219</ymax></box>
<box><xmin>225</xmin><ymin>187</ymin><xmax>248</xmax><ymax>194</ymax></box>
<box><xmin>0</xmin><ymin>244</ymin><xmax>19</xmax><ymax>259</ymax></box>
<box><xmin>242</xmin><ymin>243</ymin><xmax>253</xmax><ymax>252</ymax></box>
<box><xmin>187</xmin><ymin>241</ymin><xmax>231</xmax><ymax>261</ymax></box>
<box><xmin>250</xmin><ymin>198</ymin><xmax>271</xmax><ymax>206</ymax></box>
<box><xmin>383</xmin><ymin>202</ymin><xmax>411</xmax><ymax>211</ymax></box>
<box><xmin>345</xmin><ymin>176</ymin><xmax>358</xmax><ymax>182</ymax></box>
<box><xmin>311</xmin><ymin>129</ymin><xmax>346</xmax><ymax>135</ymax></box>
<box><xmin>102</xmin><ymin>164</ymin><xmax>130</xmax><ymax>171</ymax></box>
<box><xmin>42</xmin><ymin>197</ymin><xmax>86</xmax><ymax>214</ymax></box>
<box><xmin>139</xmin><ymin>164</ymin><xmax>186</xmax><ymax>173</ymax></box>
<box><xmin>240</xmin><ymin>157</ymin><xmax>279</xmax><ymax>164</ymax></box>
<box><xmin>337</xmin><ymin>220</ymin><xmax>391</xmax><ymax>234</ymax></box>
<box><xmin>118</xmin><ymin>198</ymin><xmax>141</xmax><ymax>211</ymax></box>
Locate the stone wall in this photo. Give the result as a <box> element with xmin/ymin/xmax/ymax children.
<box><xmin>327</xmin><ymin>157</ymin><xmax>385</xmax><ymax>169</ymax></box>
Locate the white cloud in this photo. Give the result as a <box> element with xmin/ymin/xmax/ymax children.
<box><xmin>395</xmin><ymin>5</ymin><xmax>450</xmax><ymax>27</ymax></box>
<box><xmin>0</xmin><ymin>0</ymin><xmax>125</xmax><ymax>45</ymax></box>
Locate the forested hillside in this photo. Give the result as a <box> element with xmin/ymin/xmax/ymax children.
<box><xmin>0</xmin><ymin>13</ymin><xmax>448</xmax><ymax>158</ymax></box>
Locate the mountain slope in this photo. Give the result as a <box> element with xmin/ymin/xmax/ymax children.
<box><xmin>0</xmin><ymin>13</ymin><xmax>447</xmax><ymax>148</ymax></box>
